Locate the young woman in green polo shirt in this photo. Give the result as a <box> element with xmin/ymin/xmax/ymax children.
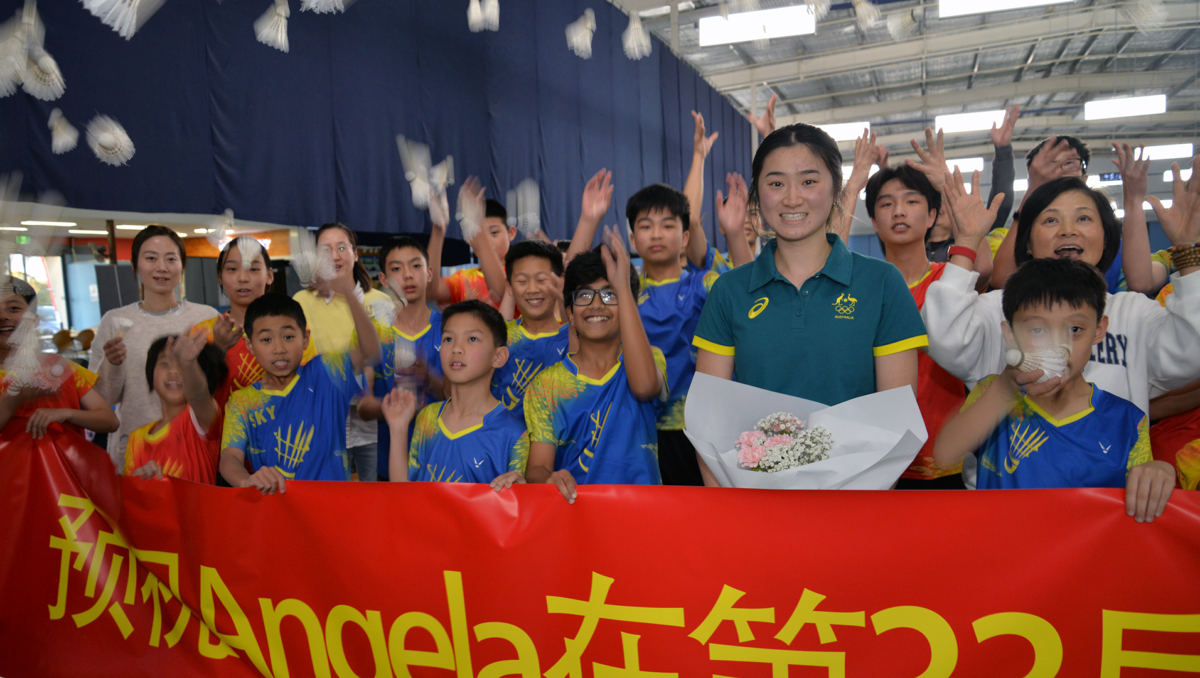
<box><xmin>693</xmin><ymin>124</ymin><xmax>928</xmax><ymax>483</ymax></box>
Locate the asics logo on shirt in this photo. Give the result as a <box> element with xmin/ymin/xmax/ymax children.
<box><xmin>748</xmin><ymin>297</ymin><xmax>769</xmax><ymax>319</ymax></box>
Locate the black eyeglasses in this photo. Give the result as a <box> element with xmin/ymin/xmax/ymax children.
<box><xmin>570</xmin><ymin>288</ymin><xmax>619</xmax><ymax>306</ymax></box>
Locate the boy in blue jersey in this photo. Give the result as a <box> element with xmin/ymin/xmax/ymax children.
<box><xmin>492</xmin><ymin>240</ymin><xmax>571</xmax><ymax>418</ymax></box>
<box><xmin>933</xmin><ymin>258</ymin><xmax>1176</xmax><ymax>522</ymax></box>
<box><xmin>381</xmin><ymin>300</ymin><xmax>528</xmax><ymax>488</ymax></box>
<box><xmin>220</xmin><ymin>286</ymin><xmax>381</xmax><ymax>494</ymax></box>
<box><xmin>525</xmin><ymin>228</ymin><xmax>668</xmax><ymax>503</ymax></box>
<box><xmin>356</xmin><ymin>236</ymin><xmax>444</xmax><ymax>480</ymax></box>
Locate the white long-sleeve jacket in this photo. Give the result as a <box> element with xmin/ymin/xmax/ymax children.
<box><xmin>922</xmin><ymin>262</ymin><xmax>1200</xmax><ymax>416</ymax></box>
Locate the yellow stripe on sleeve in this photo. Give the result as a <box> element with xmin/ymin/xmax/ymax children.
<box><xmin>692</xmin><ymin>336</ymin><xmax>735</xmax><ymax>357</ymax></box>
<box><xmin>872</xmin><ymin>334</ymin><xmax>929</xmax><ymax>357</ymax></box>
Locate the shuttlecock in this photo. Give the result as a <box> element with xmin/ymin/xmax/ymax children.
<box><xmin>1006</xmin><ymin>344</ymin><xmax>1072</xmax><ymax>384</ymax></box>
<box><xmin>368</xmin><ymin>299</ymin><xmax>395</xmax><ymax>326</ymax></box>
<box><xmin>299</xmin><ymin>0</ymin><xmax>350</xmax><ymax>14</ymax></box>
<box><xmin>382</xmin><ymin>276</ymin><xmax>409</xmax><ymax>310</ymax></box>
<box><xmin>886</xmin><ymin>7</ymin><xmax>922</xmax><ymax>41</ymax></box>
<box><xmin>205</xmin><ymin>208</ymin><xmax>232</xmax><ymax>250</ymax></box>
<box><xmin>255</xmin><ymin>0</ymin><xmax>289</xmax><ymax>52</ymax></box>
<box><xmin>81</xmin><ymin>0</ymin><xmax>166</xmax><ymax>40</ymax></box>
<box><xmin>0</xmin><ymin>10</ymin><xmax>26</xmax><ymax>97</ymax></box>
<box><xmin>22</xmin><ymin>47</ymin><xmax>63</xmax><ymax>101</ymax></box>
<box><xmin>481</xmin><ymin>0</ymin><xmax>499</xmax><ymax>31</ymax></box>
<box><xmin>513</xmin><ymin>178</ymin><xmax>540</xmax><ymax>237</ymax></box>
<box><xmin>1122</xmin><ymin>0</ymin><xmax>1165</xmax><ymax>32</ymax></box>
<box><xmin>3</xmin><ymin>310</ymin><xmax>43</xmax><ymax>396</ymax></box>
<box><xmin>291</xmin><ymin>228</ymin><xmax>334</xmax><ymax>288</ymax></box>
<box><xmin>804</xmin><ymin>0</ymin><xmax>830</xmax><ymax>21</ymax></box>
<box><xmin>237</xmin><ymin>235</ymin><xmax>263</xmax><ymax>271</ymax></box>
<box><xmin>623</xmin><ymin>13</ymin><xmax>651</xmax><ymax>60</ymax></box>
<box><xmin>111</xmin><ymin>317</ymin><xmax>134</xmax><ymax>339</ymax></box>
<box><xmin>397</xmin><ymin>135</ymin><xmax>434</xmax><ymax>207</ymax></box>
<box><xmin>852</xmin><ymin>0</ymin><xmax>880</xmax><ymax>29</ymax></box>
<box><xmin>393</xmin><ymin>338</ymin><xmax>416</xmax><ymax>371</ymax></box>
<box><xmin>467</xmin><ymin>0</ymin><xmax>485</xmax><ymax>32</ymax></box>
<box><xmin>86</xmin><ymin>115</ymin><xmax>135</xmax><ymax>166</ymax></box>
<box><xmin>566</xmin><ymin>9</ymin><xmax>595</xmax><ymax>59</ymax></box>
<box><xmin>48</xmin><ymin>108</ymin><xmax>77</xmax><ymax>154</ymax></box>
<box><xmin>457</xmin><ymin>185</ymin><xmax>483</xmax><ymax>242</ymax></box>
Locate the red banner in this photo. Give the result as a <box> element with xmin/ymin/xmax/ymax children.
<box><xmin>2</xmin><ymin>422</ymin><xmax>1199</xmax><ymax>678</ymax></box>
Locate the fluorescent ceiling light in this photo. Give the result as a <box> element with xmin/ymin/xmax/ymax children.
<box><xmin>1013</xmin><ymin>179</ymin><xmax>1029</xmax><ymax>193</ymax></box>
<box><xmin>69</xmin><ymin>230</ymin><xmax>109</xmax><ymax>235</ymax></box>
<box><xmin>821</xmin><ymin>122</ymin><xmax>871</xmax><ymax>142</ymax></box>
<box><xmin>0</xmin><ymin>226</ymin><xmax>28</xmax><ymax>232</ymax></box>
<box><xmin>116</xmin><ymin>225</ymin><xmax>144</xmax><ymax>230</ymax></box>
<box><xmin>946</xmin><ymin>157</ymin><xmax>984</xmax><ymax>174</ymax></box>
<box><xmin>1163</xmin><ymin>169</ymin><xmax>1194</xmax><ymax>182</ymax></box>
<box><xmin>939</xmin><ymin>0</ymin><xmax>1076</xmax><ymax>18</ymax></box>
<box><xmin>1138</xmin><ymin>144</ymin><xmax>1193</xmax><ymax>161</ymax></box>
<box><xmin>194</xmin><ymin>228</ymin><xmax>209</xmax><ymax>234</ymax></box>
<box><xmin>698</xmin><ymin>6</ymin><xmax>816</xmax><ymax>47</ymax></box>
<box><xmin>638</xmin><ymin>1</ymin><xmax>694</xmax><ymax>18</ymax></box>
<box><xmin>935</xmin><ymin>110</ymin><xmax>1006</xmax><ymax>134</ymax></box>
<box><xmin>21</xmin><ymin>220</ymin><xmax>75</xmax><ymax>227</ymax></box>
<box><xmin>1084</xmin><ymin>94</ymin><xmax>1166</xmax><ymax>121</ymax></box>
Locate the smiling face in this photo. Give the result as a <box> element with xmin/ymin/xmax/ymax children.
<box><xmin>151</xmin><ymin>349</ymin><xmax>187</xmax><ymax>407</ymax></box>
<box><xmin>631</xmin><ymin>207</ymin><xmax>689</xmax><ymax>267</ymax></box>
<box><xmin>1027</xmin><ymin>190</ymin><xmax>1106</xmax><ymax>267</ymax></box>
<box><xmin>756</xmin><ymin>144</ymin><xmax>838</xmax><ymax>245</ymax></box>
<box><xmin>439</xmin><ymin>312</ymin><xmax>507</xmax><ymax>386</ymax></box>
<box><xmin>247</xmin><ymin>315</ymin><xmax>309</xmax><ymax>382</ymax></box>
<box><xmin>509</xmin><ymin>255</ymin><xmax>558</xmax><ymax>322</ymax></box>
<box><xmin>220</xmin><ymin>245</ymin><xmax>274</xmax><ymax>308</ymax></box>
<box><xmin>1003</xmin><ymin>302</ymin><xmax>1108</xmax><ymax>384</ymax></box>
<box><xmin>317</xmin><ymin>228</ymin><xmax>356</xmax><ymax>285</ymax></box>
<box><xmin>0</xmin><ymin>293</ymin><xmax>29</xmax><ymax>352</ymax></box>
<box><xmin>871</xmin><ymin>178</ymin><xmax>938</xmax><ymax>249</ymax></box>
<box><xmin>567</xmin><ymin>279</ymin><xmax>620</xmax><ymax>343</ymax></box>
<box><xmin>381</xmin><ymin>246</ymin><xmax>431</xmax><ymax>306</ymax></box>
<box><xmin>482</xmin><ymin>217</ymin><xmax>515</xmax><ymax>260</ymax></box>
<box><xmin>136</xmin><ymin>235</ymin><xmax>184</xmax><ymax>297</ymax></box>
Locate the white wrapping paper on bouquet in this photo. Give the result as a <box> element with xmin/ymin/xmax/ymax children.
<box><xmin>684</xmin><ymin>373</ymin><xmax>927</xmax><ymax>490</ymax></box>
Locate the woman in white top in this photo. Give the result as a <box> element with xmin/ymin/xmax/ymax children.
<box><xmin>292</xmin><ymin>222</ymin><xmax>393</xmax><ymax>481</ymax></box>
<box><xmin>89</xmin><ymin>225</ymin><xmax>218</xmax><ymax>472</ymax></box>
<box><xmin>925</xmin><ymin>161</ymin><xmax>1200</xmax><ymax>421</ymax></box>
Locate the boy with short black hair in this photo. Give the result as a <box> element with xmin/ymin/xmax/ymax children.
<box><xmin>381</xmin><ymin>300</ymin><xmax>528</xmax><ymax>488</ymax></box>
<box><xmin>356</xmin><ymin>235</ymin><xmax>444</xmax><ymax>480</ymax></box>
<box><xmin>492</xmin><ymin>239</ymin><xmax>570</xmax><ymax>418</ymax></box>
<box><xmin>124</xmin><ymin>327</ymin><xmax>230</xmax><ymax>484</ymax></box>
<box><xmin>220</xmin><ymin>280</ymin><xmax>381</xmax><ymax>494</ymax></box>
<box><xmin>933</xmin><ymin>258</ymin><xmax>1176</xmax><ymax>522</ymax></box>
<box><xmin>524</xmin><ymin>229</ymin><xmax>668</xmax><ymax>503</ymax></box>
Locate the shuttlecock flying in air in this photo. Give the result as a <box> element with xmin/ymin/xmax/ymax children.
<box><xmin>0</xmin><ymin>9</ymin><xmax>29</xmax><ymax>97</ymax></box>
<box><xmin>512</xmin><ymin>178</ymin><xmax>540</xmax><ymax>238</ymax></box>
<box><xmin>805</xmin><ymin>0</ymin><xmax>831</xmax><ymax>21</ymax></box>
<box><xmin>623</xmin><ymin>12</ymin><xmax>651</xmax><ymax>60</ymax></box>
<box><xmin>300</xmin><ymin>0</ymin><xmax>353</xmax><ymax>14</ymax></box>
<box><xmin>48</xmin><ymin>108</ymin><xmax>77</xmax><ymax>154</ymax></box>
<box><xmin>86</xmin><ymin>115</ymin><xmax>135</xmax><ymax>166</ymax></box>
<box><xmin>566</xmin><ymin>9</ymin><xmax>595</xmax><ymax>59</ymax></box>
<box><xmin>81</xmin><ymin>0</ymin><xmax>166</xmax><ymax>40</ymax></box>
<box><xmin>481</xmin><ymin>0</ymin><xmax>499</xmax><ymax>31</ymax></box>
<box><xmin>255</xmin><ymin>0</ymin><xmax>290</xmax><ymax>53</ymax></box>
<box><xmin>291</xmin><ymin>227</ymin><xmax>335</xmax><ymax>289</ymax></box>
<box><xmin>886</xmin><ymin>7</ymin><xmax>923</xmax><ymax>41</ymax></box>
<box><xmin>852</xmin><ymin>0</ymin><xmax>880</xmax><ymax>29</ymax></box>
<box><xmin>397</xmin><ymin>135</ymin><xmax>454</xmax><ymax>223</ymax></box>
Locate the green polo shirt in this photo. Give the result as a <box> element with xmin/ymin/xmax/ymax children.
<box><xmin>693</xmin><ymin>235</ymin><xmax>928</xmax><ymax>406</ymax></box>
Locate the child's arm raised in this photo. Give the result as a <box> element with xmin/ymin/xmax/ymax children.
<box><xmin>684</xmin><ymin>110</ymin><xmax>718</xmax><ymax>269</ymax></box>
<box><xmin>381</xmin><ymin>389</ymin><xmax>417</xmax><ymax>483</ymax></box>
<box><xmin>428</xmin><ymin>204</ymin><xmax>454</xmax><ymax>306</ymax></box>
<box><xmin>716</xmin><ymin>173</ymin><xmax>754</xmax><ymax>268</ymax></box>
<box><xmin>566</xmin><ymin>170</ymin><xmax>613</xmax><ymax>264</ymax></box>
<box><xmin>460</xmin><ymin>177</ymin><xmax>509</xmax><ymax>307</ymax></box>
<box><xmin>324</xmin><ymin>275</ymin><xmax>382</xmax><ymax>373</ymax></box>
<box><xmin>601</xmin><ymin>226</ymin><xmax>665</xmax><ymax>402</ymax></box>
<box><xmin>169</xmin><ymin>325</ymin><xmax>220</xmax><ymax>432</ymax></box>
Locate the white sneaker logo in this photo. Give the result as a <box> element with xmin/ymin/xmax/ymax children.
<box><xmin>1099</xmin><ymin>442</ymin><xmax>1111</xmax><ymax>455</ymax></box>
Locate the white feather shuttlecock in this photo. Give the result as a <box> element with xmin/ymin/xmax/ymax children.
<box><xmin>1122</xmin><ymin>0</ymin><xmax>1166</xmax><ymax>32</ymax></box>
<box><xmin>299</xmin><ymin>0</ymin><xmax>350</xmax><ymax>14</ymax></box>
<box><xmin>456</xmin><ymin>185</ymin><xmax>484</xmax><ymax>242</ymax></box>
<box><xmin>429</xmin><ymin>156</ymin><xmax>454</xmax><ymax>210</ymax></box>
<box><xmin>22</xmin><ymin>47</ymin><xmax>64</xmax><ymax>101</ymax></box>
<box><xmin>852</xmin><ymin>0</ymin><xmax>880</xmax><ymax>29</ymax></box>
<box><xmin>886</xmin><ymin>7</ymin><xmax>922</xmax><ymax>41</ymax></box>
<box><xmin>237</xmin><ymin>236</ymin><xmax>263</xmax><ymax>271</ymax></box>
<box><xmin>205</xmin><ymin>208</ymin><xmax>233</xmax><ymax>251</ymax></box>
<box><xmin>291</xmin><ymin>228</ymin><xmax>334</xmax><ymax>288</ymax></box>
<box><xmin>805</xmin><ymin>0</ymin><xmax>831</xmax><ymax>21</ymax></box>
<box><xmin>0</xmin><ymin>10</ymin><xmax>26</xmax><ymax>98</ymax></box>
<box><xmin>565</xmin><ymin>9</ymin><xmax>596</xmax><ymax>59</ymax></box>
<box><xmin>86</xmin><ymin>115</ymin><xmax>135</xmax><ymax>166</ymax></box>
<box><xmin>514</xmin><ymin>178</ymin><xmax>540</xmax><ymax>237</ymax></box>
<box><xmin>393</xmin><ymin>338</ymin><xmax>416</xmax><ymax>371</ymax></box>
<box><xmin>3</xmin><ymin>310</ymin><xmax>47</xmax><ymax>396</ymax></box>
<box><xmin>1006</xmin><ymin>345</ymin><xmax>1072</xmax><ymax>384</ymax></box>
<box><xmin>48</xmin><ymin>108</ymin><xmax>78</xmax><ymax>154</ymax></box>
<box><xmin>481</xmin><ymin>0</ymin><xmax>499</xmax><ymax>31</ymax></box>
<box><xmin>368</xmin><ymin>300</ymin><xmax>395</xmax><ymax>326</ymax></box>
<box><xmin>467</xmin><ymin>0</ymin><xmax>484</xmax><ymax>32</ymax></box>
<box><xmin>111</xmin><ymin>317</ymin><xmax>134</xmax><ymax>339</ymax></box>
<box><xmin>255</xmin><ymin>0</ymin><xmax>290</xmax><ymax>53</ymax></box>
<box><xmin>397</xmin><ymin>135</ymin><xmax>434</xmax><ymax>208</ymax></box>
<box><xmin>382</xmin><ymin>277</ymin><xmax>409</xmax><ymax>311</ymax></box>
<box><xmin>623</xmin><ymin>12</ymin><xmax>651</xmax><ymax>60</ymax></box>
<box><xmin>81</xmin><ymin>0</ymin><xmax>166</xmax><ymax>40</ymax></box>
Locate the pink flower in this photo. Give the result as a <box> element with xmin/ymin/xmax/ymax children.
<box><xmin>738</xmin><ymin>445</ymin><xmax>765</xmax><ymax>467</ymax></box>
<box><xmin>736</xmin><ymin>430</ymin><xmax>765</xmax><ymax>451</ymax></box>
<box><xmin>763</xmin><ymin>435</ymin><xmax>792</xmax><ymax>449</ymax></box>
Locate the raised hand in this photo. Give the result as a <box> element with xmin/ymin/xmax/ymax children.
<box><xmin>990</xmin><ymin>105</ymin><xmax>1020</xmax><ymax>147</ymax></box>
<box><xmin>212</xmin><ymin>313</ymin><xmax>242</xmax><ymax>352</ymax></box>
<box><xmin>692</xmin><ymin>110</ymin><xmax>719</xmax><ymax>159</ymax></box>
<box><xmin>876</xmin><ymin>144</ymin><xmax>891</xmax><ymax>171</ymax></box>
<box><xmin>169</xmin><ymin>324</ymin><xmax>209</xmax><ymax>365</ymax></box>
<box><xmin>381</xmin><ymin>388</ymin><xmax>418</xmax><ymax>429</ymax></box>
<box><xmin>457</xmin><ymin>176</ymin><xmax>488</xmax><ymax>241</ymax></box>
<box><xmin>1027</xmin><ymin>135</ymin><xmax>1074</xmax><ymax>190</ymax></box>
<box><xmin>1112</xmin><ymin>142</ymin><xmax>1149</xmax><ymax>199</ymax></box>
<box><xmin>716</xmin><ymin>173</ymin><xmax>750</xmax><ymax>239</ymax></box>
<box><xmin>746</xmin><ymin>92</ymin><xmax>777</xmax><ymax>139</ymax></box>
<box><xmin>1148</xmin><ymin>156</ymin><xmax>1200</xmax><ymax>251</ymax></box>
<box><xmin>581</xmin><ymin>169</ymin><xmax>614</xmax><ymax>224</ymax></box>
<box><xmin>600</xmin><ymin>225</ymin><xmax>632</xmax><ymax>295</ymax></box>
<box><xmin>905</xmin><ymin>127</ymin><xmax>948</xmax><ymax>192</ymax></box>
<box><xmin>943</xmin><ymin>166</ymin><xmax>1005</xmax><ymax>251</ymax></box>
<box><xmin>845</xmin><ymin>129</ymin><xmax>879</xmax><ymax>193</ymax></box>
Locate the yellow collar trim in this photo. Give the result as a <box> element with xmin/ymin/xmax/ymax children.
<box><xmin>518</xmin><ymin>322</ymin><xmax>563</xmax><ymax>340</ymax></box>
<box><xmin>143</xmin><ymin>418</ymin><xmax>173</xmax><ymax>443</ymax></box>
<box><xmin>568</xmin><ymin>353</ymin><xmax>622</xmax><ymax>385</ymax></box>
<box><xmin>907</xmin><ymin>265</ymin><xmax>933</xmax><ymax>290</ymax></box>
<box><xmin>437</xmin><ymin>401</ymin><xmax>500</xmax><ymax>440</ymax></box>
<box><xmin>1024</xmin><ymin>385</ymin><xmax>1095</xmax><ymax>427</ymax></box>
<box><xmin>394</xmin><ymin>323</ymin><xmax>431</xmax><ymax>342</ymax></box>
<box><xmin>260</xmin><ymin>373</ymin><xmax>301</xmax><ymax>397</ymax></box>
<box><xmin>641</xmin><ymin>276</ymin><xmax>681</xmax><ymax>287</ymax></box>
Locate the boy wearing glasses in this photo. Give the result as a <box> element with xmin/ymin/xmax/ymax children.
<box><xmin>524</xmin><ymin>228</ymin><xmax>668</xmax><ymax>503</ymax></box>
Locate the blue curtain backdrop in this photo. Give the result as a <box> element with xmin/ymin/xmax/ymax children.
<box><xmin>0</xmin><ymin>0</ymin><xmax>750</xmax><ymax>247</ymax></box>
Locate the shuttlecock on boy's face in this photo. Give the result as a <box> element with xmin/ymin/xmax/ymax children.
<box><xmin>886</xmin><ymin>7</ymin><xmax>922</xmax><ymax>41</ymax></box>
<box><xmin>48</xmin><ymin>108</ymin><xmax>78</xmax><ymax>154</ymax></box>
<box><xmin>22</xmin><ymin>47</ymin><xmax>63</xmax><ymax>101</ymax></box>
<box><xmin>852</xmin><ymin>0</ymin><xmax>880</xmax><ymax>29</ymax></box>
<box><xmin>623</xmin><ymin>12</ymin><xmax>651</xmax><ymax>60</ymax></box>
<box><xmin>299</xmin><ymin>0</ymin><xmax>351</xmax><ymax>14</ymax></box>
<box><xmin>255</xmin><ymin>0</ymin><xmax>290</xmax><ymax>53</ymax></box>
<box><xmin>382</xmin><ymin>276</ymin><xmax>409</xmax><ymax>310</ymax></box>
<box><xmin>1006</xmin><ymin>344</ymin><xmax>1072</xmax><ymax>384</ymax></box>
<box><xmin>86</xmin><ymin>115</ymin><xmax>135</xmax><ymax>166</ymax></box>
<box><xmin>81</xmin><ymin>0</ymin><xmax>166</xmax><ymax>40</ymax></box>
<box><xmin>565</xmin><ymin>8</ymin><xmax>595</xmax><ymax>59</ymax></box>
<box><xmin>291</xmin><ymin>228</ymin><xmax>334</xmax><ymax>288</ymax></box>
<box><xmin>513</xmin><ymin>178</ymin><xmax>540</xmax><ymax>237</ymax></box>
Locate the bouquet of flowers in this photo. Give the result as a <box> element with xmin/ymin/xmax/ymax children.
<box><xmin>685</xmin><ymin>374</ymin><xmax>927</xmax><ymax>490</ymax></box>
<box><xmin>735</xmin><ymin>413</ymin><xmax>833</xmax><ymax>472</ymax></box>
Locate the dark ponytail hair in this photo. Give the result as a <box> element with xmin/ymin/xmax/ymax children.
<box><xmin>748</xmin><ymin>123</ymin><xmax>844</xmax><ymax>233</ymax></box>
<box><xmin>316</xmin><ymin>222</ymin><xmax>373</xmax><ymax>293</ymax></box>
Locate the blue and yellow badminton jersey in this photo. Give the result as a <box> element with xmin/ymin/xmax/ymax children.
<box><xmin>361</xmin><ymin>313</ymin><xmax>444</xmax><ymax>479</ymax></box>
<box><xmin>525</xmin><ymin>348</ymin><xmax>668</xmax><ymax>485</ymax></box>
<box><xmin>492</xmin><ymin>319</ymin><xmax>570</xmax><ymax>418</ymax></box>
<box><xmin>221</xmin><ymin>352</ymin><xmax>361</xmax><ymax>481</ymax></box>
<box><xmin>970</xmin><ymin>375</ymin><xmax>1152</xmax><ymax>489</ymax></box>
<box><xmin>408</xmin><ymin>401</ymin><xmax>529</xmax><ymax>483</ymax></box>
<box><xmin>638</xmin><ymin>248</ymin><xmax>720</xmax><ymax>430</ymax></box>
